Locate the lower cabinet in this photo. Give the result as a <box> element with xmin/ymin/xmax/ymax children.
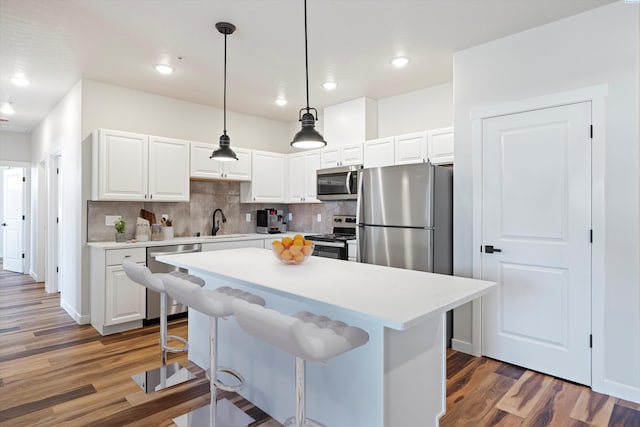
<box><xmin>90</xmin><ymin>247</ymin><xmax>146</xmax><ymax>335</ymax></box>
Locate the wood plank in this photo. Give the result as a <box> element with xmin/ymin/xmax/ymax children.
<box><xmin>569</xmin><ymin>388</ymin><xmax>616</xmax><ymax>427</ymax></box>
<box><xmin>609</xmin><ymin>403</ymin><xmax>640</xmax><ymax>426</ymax></box>
<box><xmin>522</xmin><ymin>377</ymin><xmax>583</xmax><ymax>427</ymax></box>
<box><xmin>0</xmin><ymin>384</ymin><xmax>96</xmax><ymax>422</ymax></box>
<box><xmin>495</xmin><ymin>370</ymin><xmax>553</xmax><ymax>418</ymax></box>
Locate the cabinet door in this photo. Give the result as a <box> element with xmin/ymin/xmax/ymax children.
<box><xmin>250</xmin><ymin>151</ymin><xmax>286</xmax><ymax>202</ymax></box>
<box><xmin>364</xmin><ymin>137</ymin><xmax>395</xmax><ymax>168</ymax></box>
<box><xmin>95</xmin><ymin>129</ymin><xmax>148</xmax><ymax>200</ymax></box>
<box><xmin>427</xmin><ymin>127</ymin><xmax>454</xmax><ymax>165</ymax></box>
<box><xmin>105</xmin><ymin>264</ymin><xmax>146</xmax><ymax>326</ymax></box>
<box><xmin>224</xmin><ymin>147</ymin><xmax>252</xmax><ymax>181</ymax></box>
<box><xmin>394</xmin><ymin>132</ymin><xmax>428</xmax><ymax>165</ymax></box>
<box><xmin>148</xmin><ymin>136</ymin><xmax>190</xmax><ymax>201</ymax></box>
<box><xmin>288</xmin><ymin>153</ymin><xmax>305</xmax><ymax>202</ymax></box>
<box><xmin>304</xmin><ymin>150</ymin><xmax>321</xmax><ymax>201</ymax></box>
<box><xmin>320</xmin><ymin>147</ymin><xmax>340</xmax><ymax>168</ymax></box>
<box><xmin>190</xmin><ymin>142</ymin><xmax>223</xmax><ymax>179</ymax></box>
<box><xmin>340</xmin><ymin>143</ymin><xmax>364</xmax><ymax>166</ymax></box>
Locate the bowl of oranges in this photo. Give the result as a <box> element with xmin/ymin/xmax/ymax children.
<box><xmin>271</xmin><ymin>234</ymin><xmax>315</xmax><ymax>264</ymax></box>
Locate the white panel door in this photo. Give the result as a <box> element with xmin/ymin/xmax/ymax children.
<box><xmin>105</xmin><ymin>265</ymin><xmax>146</xmax><ymax>325</ymax></box>
<box><xmin>224</xmin><ymin>147</ymin><xmax>252</xmax><ymax>181</ymax></box>
<box><xmin>2</xmin><ymin>168</ymin><xmax>24</xmax><ymax>273</ymax></box>
<box><xmin>190</xmin><ymin>142</ymin><xmax>223</xmax><ymax>179</ymax></box>
<box><xmin>148</xmin><ymin>136</ymin><xmax>190</xmax><ymax>201</ymax></box>
<box><xmin>481</xmin><ymin>102</ymin><xmax>592</xmax><ymax>385</ymax></box>
<box><xmin>304</xmin><ymin>149</ymin><xmax>321</xmax><ymax>201</ymax></box>
<box><xmin>364</xmin><ymin>137</ymin><xmax>394</xmax><ymax>168</ymax></box>
<box><xmin>288</xmin><ymin>153</ymin><xmax>305</xmax><ymax>202</ymax></box>
<box><xmin>340</xmin><ymin>143</ymin><xmax>363</xmax><ymax>166</ymax></box>
<box><xmin>320</xmin><ymin>147</ymin><xmax>340</xmax><ymax>168</ymax></box>
<box><xmin>394</xmin><ymin>132</ymin><xmax>428</xmax><ymax>165</ymax></box>
<box><xmin>98</xmin><ymin>130</ymin><xmax>148</xmax><ymax>200</ymax></box>
<box><xmin>251</xmin><ymin>151</ymin><xmax>286</xmax><ymax>203</ymax></box>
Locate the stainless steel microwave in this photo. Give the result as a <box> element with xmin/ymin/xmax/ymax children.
<box><xmin>316</xmin><ymin>165</ymin><xmax>362</xmax><ymax>201</ymax></box>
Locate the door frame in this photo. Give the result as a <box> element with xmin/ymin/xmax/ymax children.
<box><xmin>45</xmin><ymin>153</ymin><xmax>61</xmax><ymax>293</ymax></box>
<box><xmin>0</xmin><ymin>161</ymin><xmax>30</xmax><ymax>275</ymax></box>
<box><xmin>470</xmin><ymin>84</ymin><xmax>607</xmax><ymax>388</ymax></box>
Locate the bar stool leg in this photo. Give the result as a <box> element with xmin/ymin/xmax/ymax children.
<box><xmin>296</xmin><ymin>357</ymin><xmax>305</xmax><ymax>427</ymax></box>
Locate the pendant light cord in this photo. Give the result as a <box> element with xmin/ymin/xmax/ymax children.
<box><xmin>223</xmin><ymin>31</ymin><xmax>227</xmax><ymax>135</ymax></box>
<box><xmin>304</xmin><ymin>0</ymin><xmax>310</xmax><ymax>111</ymax></box>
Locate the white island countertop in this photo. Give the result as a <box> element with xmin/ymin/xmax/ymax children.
<box><xmin>157</xmin><ymin>247</ymin><xmax>496</xmax><ymax>331</ymax></box>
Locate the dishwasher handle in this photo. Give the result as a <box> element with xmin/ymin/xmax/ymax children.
<box><xmin>148</xmin><ymin>248</ymin><xmax>201</xmax><ymax>258</ymax></box>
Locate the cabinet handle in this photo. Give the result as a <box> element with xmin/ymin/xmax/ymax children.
<box><xmin>150</xmin><ymin>194</ymin><xmax>153</xmax><ymax>199</ymax></box>
<box><xmin>144</xmin><ymin>194</ymin><xmax>147</xmax><ymax>199</ymax></box>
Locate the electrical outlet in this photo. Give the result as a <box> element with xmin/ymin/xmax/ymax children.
<box><xmin>317</xmin><ymin>213</ymin><xmax>322</xmax><ymax>222</ymax></box>
<box><xmin>246</xmin><ymin>213</ymin><xmax>251</xmax><ymax>222</ymax></box>
<box><xmin>288</xmin><ymin>212</ymin><xmax>293</xmax><ymax>221</ymax></box>
<box><xmin>105</xmin><ymin>215</ymin><xmax>121</xmax><ymax>226</ymax></box>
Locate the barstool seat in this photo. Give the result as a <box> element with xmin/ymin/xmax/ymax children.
<box><xmin>163</xmin><ymin>275</ymin><xmax>265</xmax><ymax>427</ymax></box>
<box><xmin>232</xmin><ymin>299</ymin><xmax>369</xmax><ymax>427</ymax></box>
<box><xmin>123</xmin><ymin>260</ymin><xmax>204</xmax><ymax>393</ymax></box>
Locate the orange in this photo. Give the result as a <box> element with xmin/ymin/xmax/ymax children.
<box><xmin>280</xmin><ymin>249</ymin><xmax>293</xmax><ymax>261</ymax></box>
<box><xmin>293</xmin><ymin>252</ymin><xmax>305</xmax><ymax>263</ymax></box>
<box><xmin>303</xmin><ymin>240</ymin><xmax>313</xmax><ymax>246</ymax></box>
<box><xmin>302</xmin><ymin>245</ymin><xmax>313</xmax><ymax>256</ymax></box>
<box><xmin>290</xmin><ymin>245</ymin><xmax>302</xmax><ymax>256</ymax></box>
<box><xmin>282</xmin><ymin>237</ymin><xmax>293</xmax><ymax>247</ymax></box>
<box><xmin>293</xmin><ymin>234</ymin><xmax>304</xmax><ymax>241</ymax></box>
<box><xmin>272</xmin><ymin>240</ymin><xmax>284</xmax><ymax>255</ymax></box>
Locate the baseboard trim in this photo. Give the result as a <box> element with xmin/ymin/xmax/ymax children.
<box><xmin>593</xmin><ymin>379</ymin><xmax>640</xmax><ymax>404</ymax></box>
<box><xmin>451</xmin><ymin>338</ymin><xmax>474</xmax><ymax>355</ymax></box>
<box><xmin>60</xmin><ymin>299</ymin><xmax>90</xmax><ymax>325</ymax></box>
<box><xmin>29</xmin><ymin>270</ymin><xmax>40</xmax><ymax>282</ymax></box>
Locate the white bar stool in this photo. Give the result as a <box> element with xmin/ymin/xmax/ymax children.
<box><xmin>232</xmin><ymin>299</ymin><xmax>370</xmax><ymax>427</ymax></box>
<box><xmin>163</xmin><ymin>274</ymin><xmax>265</xmax><ymax>427</ymax></box>
<box><xmin>122</xmin><ymin>259</ymin><xmax>204</xmax><ymax>393</ymax></box>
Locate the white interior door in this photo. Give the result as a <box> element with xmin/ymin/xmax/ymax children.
<box><xmin>481</xmin><ymin>102</ymin><xmax>592</xmax><ymax>385</ymax></box>
<box><xmin>3</xmin><ymin>168</ymin><xmax>24</xmax><ymax>273</ymax></box>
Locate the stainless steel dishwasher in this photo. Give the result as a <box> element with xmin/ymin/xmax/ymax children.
<box><xmin>145</xmin><ymin>243</ymin><xmax>202</xmax><ymax>322</ymax></box>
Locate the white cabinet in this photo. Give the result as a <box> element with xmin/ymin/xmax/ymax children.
<box><xmin>320</xmin><ymin>143</ymin><xmax>363</xmax><ymax>168</ymax></box>
<box><xmin>363</xmin><ymin>137</ymin><xmax>395</xmax><ymax>168</ymax></box>
<box><xmin>323</xmin><ymin>97</ymin><xmax>377</xmax><ymax>147</ymax></box>
<box><xmin>427</xmin><ymin>127</ymin><xmax>454</xmax><ymax>165</ymax></box>
<box><xmin>394</xmin><ymin>132</ymin><xmax>428</xmax><ymax>165</ymax></box>
<box><xmin>91</xmin><ymin>129</ymin><xmax>190</xmax><ymax>201</ymax></box>
<box><xmin>347</xmin><ymin>240</ymin><xmax>357</xmax><ymax>262</ymax></box>
<box><xmin>241</xmin><ymin>150</ymin><xmax>287</xmax><ymax>203</ymax></box>
<box><xmin>90</xmin><ymin>247</ymin><xmax>146</xmax><ymax>335</ymax></box>
<box><xmin>288</xmin><ymin>149</ymin><xmax>321</xmax><ymax>202</ymax></box>
<box><xmin>190</xmin><ymin>143</ymin><xmax>252</xmax><ymax>181</ymax></box>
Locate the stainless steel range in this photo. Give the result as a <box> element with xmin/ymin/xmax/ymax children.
<box><xmin>305</xmin><ymin>215</ymin><xmax>356</xmax><ymax>260</ymax></box>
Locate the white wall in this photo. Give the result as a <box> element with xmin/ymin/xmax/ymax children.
<box><xmin>81</xmin><ymin>79</ymin><xmax>292</xmax><ymax>152</ymax></box>
<box><xmin>0</xmin><ymin>131</ymin><xmax>31</xmax><ymax>162</ymax></box>
<box><xmin>453</xmin><ymin>2</ymin><xmax>640</xmax><ymax>401</ymax></box>
<box><xmin>377</xmin><ymin>82</ymin><xmax>453</xmax><ymax>137</ymax></box>
<box><xmin>31</xmin><ymin>80</ymin><xmax>83</xmax><ymax>321</ymax></box>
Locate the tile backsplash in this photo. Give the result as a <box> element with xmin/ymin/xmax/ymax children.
<box><xmin>87</xmin><ymin>180</ymin><xmax>356</xmax><ymax>242</ymax></box>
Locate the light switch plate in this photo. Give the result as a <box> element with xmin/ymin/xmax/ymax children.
<box><xmin>288</xmin><ymin>213</ymin><xmax>293</xmax><ymax>221</ymax></box>
<box><xmin>246</xmin><ymin>213</ymin><xmax>251</xmax><ymax>222</ymax></box>
<box><xmin>317</xmin><ymin>214</ymin><xmax>322</xmax><ymax>222</ymax></box>
<box><xmin>105</xmin><ymin>215</ymin><xmax>121</xmax><ymax>226</ymax></box>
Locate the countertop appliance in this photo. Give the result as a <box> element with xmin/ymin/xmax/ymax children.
<box><xmin>316</xmin><ymin>164</ymin><xmax>362</xmax><ymax>201</ymax></box>
<box><xmin>357</xmin><ymin>162</ymin><xmax>453</xmax><ymax>343</ymax></box>
<box><xmin>145</xmin><ymin>243</ymin><xmax>202</xmax><ymax>322</ymax></box>
<box><xmin>256</xmin><ymin>208</ymin><xmax>283</xmax><ymax>234</ymax></box>
<box><xmin>305</xmin><ymin>215</ymin><xmax>356</xmax><ymax>260</ymax></box>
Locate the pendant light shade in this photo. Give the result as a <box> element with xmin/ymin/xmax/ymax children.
<box><xmin>291</xmin><ymin>0</ymin><xmax>326</xmax><ymax>149</ymax></box>
<box><xmin>210</xmin><ymin>22</ymin><xmax>238</xmax><ymax>161</ymax></box>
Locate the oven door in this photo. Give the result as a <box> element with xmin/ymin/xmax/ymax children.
<box><xmin>311</xmin><ymin>241</ymin><xmax>348</xmax><ymax>260</ymax></box>
<box><xmin>316</xmin><ymin>165</ymin><xmax>360</xmax><ymax>201</ymax></box>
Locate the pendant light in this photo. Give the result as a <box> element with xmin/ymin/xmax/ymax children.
<box><xmin>291</xmin><ymin>0</ymin><xmax>326</xmax><ymax>149</ymax></box>
<box><xmin>210</xmin><ymin>22</ymin><xmax>238</xmax><ymax>161</ymax></box>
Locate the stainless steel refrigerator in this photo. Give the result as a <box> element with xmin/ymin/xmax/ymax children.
<box><xmin>357</xmin><ymin>162</ymin><xmax>453</xmax><ymax>274</ymax></box>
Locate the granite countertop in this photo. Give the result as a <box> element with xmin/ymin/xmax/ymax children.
<box><xmin>87</xmin><ymin>232</ymin><xmax>315</xmax><ymax>250</ymax></box>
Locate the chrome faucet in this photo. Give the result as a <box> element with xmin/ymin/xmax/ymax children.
<box><xmin>212</xmin><ymin>208</ymin><xmax>227</xmax><ymax>236</ymax></box>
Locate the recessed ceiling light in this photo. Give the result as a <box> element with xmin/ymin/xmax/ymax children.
<box><xmin>154</xmin><ymin>64</ymin><xmax>174</xmax><ymax>75</ymax></box>
<box><xmin>322</xmin><ymin>81</ymin><xmax>337</xmax><ymax>91</ymax></box>
<box><xmin>391</xmin><ymin>56</ymin><xmax>410</xmax><ymax>68</ymax></box>
<box><xmin>275</xmin><ymin>98</ymin><xmax>288</xmax><ymax>106</ymax></box>
<box><xmin>10</xmin><ymin>76</ymin><xmax>30</xmax><ymax>87</ymax></box>
<box><xmin>1</xmin><ymin>102</ymin><xmax>15</xmax><ymax>115</ymax></box>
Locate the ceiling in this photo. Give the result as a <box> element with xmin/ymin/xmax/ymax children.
<box><xmin>0</xmin><ymin>0</ymin><xmax>615</xmax><ymax>133</ymax></box>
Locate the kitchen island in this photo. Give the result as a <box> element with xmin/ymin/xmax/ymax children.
<box><xmin>157</xmin><ymin>248</ymin><xmax>496</xmax><ymax>427</ymax></box>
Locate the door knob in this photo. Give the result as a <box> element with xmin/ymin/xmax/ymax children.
<box><xmin>1</xmin><ymin>223</ymin><xmax>6</xmax><ymax>226</ymax></box>
<box><xmin>484</xmin><ymin>245</ymin><xmax>502</xmax><ymax>253</ymax></box>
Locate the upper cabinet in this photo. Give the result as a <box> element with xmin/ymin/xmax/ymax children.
<box><xmin>323</xmin><ymin>97</ymin><xmax>378</xmax><ymax>147</ymax></box>
<box><xmin>363</xmin><ymin>129</ymin><xmax>454</xmax><ymax>168</ymax></box>
<box><xmin>288</xmin><ymin>149</ymin><xmax>321</xmax><ymax>203</ymax></box>
<box><xmin>427</xmin><ymin>127</ymin><xmax>454</xmax><ymax>165</ymax></box>
<box><xmin>320</xmin><ymin>143</ymin><xmax>364</xmax><ymax>168</ymax></box>
<box><xmin>190</xmin><ymin>142</ymin><xmax>252</xmax><ymax>181</ymax></box>
<box><xmin>91</xmin><ymin>129</ymin><xmax>190</xmax><ymax>202</ymax></box>
<box><xmin>240</xmin><ymin>150</ymin><xmax>287</xmax><ymax>203</ymax></box>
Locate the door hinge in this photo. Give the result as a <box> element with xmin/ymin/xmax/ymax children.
<box><xmin>56</xmin><ymin>167</ymin><xmax>59</xmax><ymax>174</ymax></box>
<box><xmin>22</xmin><ymin>176</ymin><xmax>26</xmax><ymax>182</ymax></box>
<box><xmin>56</xmin><ymin>266</ymin><xmax>59</xmax><ymax>273</ymax></box>
<box><xmin>56</xmin><ymin>217</ymin><xmax>59</xmax><ymax>224</ymax></box>
<box><xmin>589</xmin><ymin>334</ymin><xmax>593</xmax><ymax>348</ymax></box>
<box><xmin>22</xmin><ymin>215</ymin><xmax>25</xmax><ymax>220</ymax></box>
<box><xmin>590</xmin><ymin>229</ymin><xmax>593</xmax><ymax>243</ymax></box>
<box><xmin>590</xmin><ymin>125</ymin><xmax>593</xmax><ymax>139</ymax></box>
<box><xmin>22</xmin><ymin>253</ymin><xmax>25</xmax><ymax>259</ymax></box>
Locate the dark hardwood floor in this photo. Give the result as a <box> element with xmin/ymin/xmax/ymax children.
<box><xmin>1</xmin><ymin>264</ymin><xmax>639</xmax><ymax>426</ymax></box>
